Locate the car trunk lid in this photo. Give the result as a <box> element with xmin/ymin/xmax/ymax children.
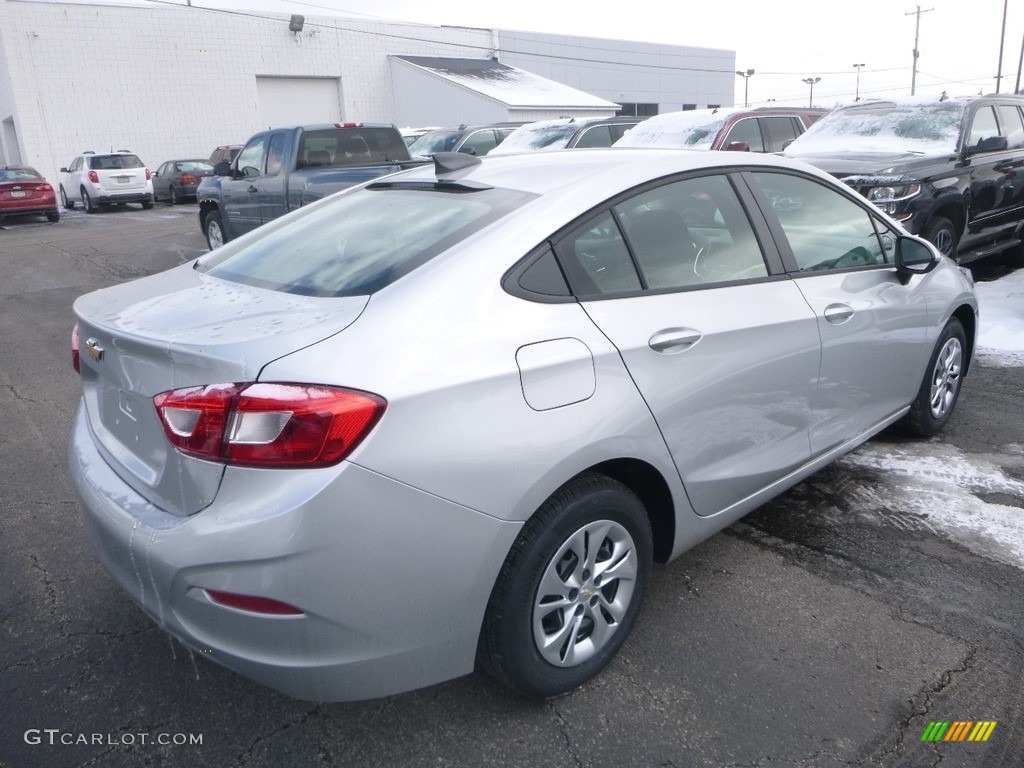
<box><xmin>73</xmin><ymin>263</ymin><xmax>368</xmax><ymax>516</ymax></box>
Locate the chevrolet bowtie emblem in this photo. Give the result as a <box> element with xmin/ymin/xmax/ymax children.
<box><xmin>85</xmin><ymin>338</ymin><xmax>105</xmax><ymax>362</ymax></box>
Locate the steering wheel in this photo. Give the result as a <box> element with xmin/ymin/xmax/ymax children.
<box><xmin>831</xmin><ymin>246</ymin><xmax>875</xmax><ymax>269</ymax></box>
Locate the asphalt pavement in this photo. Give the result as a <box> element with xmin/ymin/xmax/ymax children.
<box><xmin>1</xmin><ymin>205</ymin><xmax>1021</xmax><ymax>768</ymax></box>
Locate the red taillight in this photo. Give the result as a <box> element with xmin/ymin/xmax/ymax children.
<box><xmin>179</xmin><ymin>173</ymin><xmax>197</xmax><ymax>185</ymax></box>
<box><xmin>145</xmin><ymin>168</ymin><xmax>152</xmax><ymax>181</ymax></box>
<box><xmin>88</xmin><ymin>170</ymin><xmax>99</xmax><ymax>183</ymax></box>
<box><xmin>334</xmin><ymin>122</ymin><xmax>363</xmax><ymax>128</ymax></box>
<box><xmin>71</xmin><ymin>323</ymin><xmax>80</xmax><ymax>374</ymax></box>
<box><xmin>205</xmin><ymin>589</ymin><xmax>304</xmax><ymax>615</ymax></box>
<box><xmin>154</xmin><ymin>383</ymin><xmax>386</xmax><ymax>468</ymax></box>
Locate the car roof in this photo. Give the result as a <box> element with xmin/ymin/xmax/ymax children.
<box><xmin>396</xmin><ymin>147</ymin><xmax>834</xmax><ymax>199</ymax></box>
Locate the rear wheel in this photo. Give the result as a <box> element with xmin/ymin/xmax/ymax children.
<box><xmin>479</xmin><ymin>474</ymin><xmax>652</xmax><ymax>699</ymax></box>
<box><xmin>59</xmin><ymin>185</ymin><xmax>74</xmax><ymax>210</ymax></box>
<box><xmin>903</xmin><ymin>317</ymin><xmax>966</xmax><ymax>436</ymax></box>
<box><xmin>921</xmin><ymin>216</ymin><xmax>959</xmax><ymax>259</ymax></box>
<box><xmin>141</xmin><ymin>199</ymin><xmax>154</xmax><ymax>210</ymax></box>
<box><xmin>46</xmin><ymin>211</ymin><xmax>60</xmax><ymax>223</ymax></box>
<box><xmin>81</xmin><ymin>187</ymin><xmax>96</xmax><ymax>213</ymax></box>
<box><xmin>204</xmin><ymin>210</ymin><xmax>226</xmax><ymax>250</ymax></box>
<box><xmin>169</xmin><ymin>186</ymin><xmax>178</xmax><ymax>205</ymax></box>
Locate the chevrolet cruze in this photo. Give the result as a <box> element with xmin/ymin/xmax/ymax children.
<box><xmin>69</xmin><ymin>149</ymin><xmax>977</xmax><ymax>702</ymax></box>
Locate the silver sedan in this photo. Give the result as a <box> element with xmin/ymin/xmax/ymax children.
<box><xmin>68</xmin><ymin>148</ymin><xmax>977</xmax><ymax>702</ymax></box>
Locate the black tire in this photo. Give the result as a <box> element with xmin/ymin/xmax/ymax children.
<box><xmin>46</xmin><ymin>211</ymin><xmax>60</xmax><ymax>223</ymax></box>
<box><xmin>141</xmin><ymin>199</ymin><xmax>154</xmax><ymax>210</ymax></box>
<box><xmin>921</xmin><ymin>216</ymin><xmax>959</xmax><ymax>259</ymax></box>
<box><xmin>169</xmin><ymin>186</ymin><xmax>179</xmax><ymax>205</ymax></box>
<box><xmin>59</xmin><ymin>186</ymin><xmax>74</xmax><ymax>210</ymax></box>
<box><xmin>902</xmin><ymin>317</ymin><xmax>967</xmax><ymax>436</ymax></box>
<box><xmin>479</xmin><ymin>474</ymin><xmax>653</xmax><ymax>699</ymax></box>
<box><xmin>204</xmin><ymin>210</ymin><xmax>226</xmax><ymax>250</ymax></box>
<box><xmin>81</xmin><ymin>187</ymin><xmax>96</xmax><ymax>214</ymax></box>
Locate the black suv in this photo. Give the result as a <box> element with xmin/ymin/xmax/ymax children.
<box><xmin>784</xmin><ymin>95</ymin><xmax>1024</xmax><ymax>263</ymax></box>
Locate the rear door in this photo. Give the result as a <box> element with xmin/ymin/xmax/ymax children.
<box><xmin>743</xmin><ymin>170</ymin><xmax>930</xmax><ymax>453</ymax></box>
<box><xmin>555</xmin><ymin>171</ymin><xmax>821</xmax><ymax>516</ymax></box>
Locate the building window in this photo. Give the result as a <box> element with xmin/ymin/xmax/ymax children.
<box><xmin>616</xmin><ymin>103</ymin><xmax>659</xmax><ymax>117</ymax></box>
<box><xmin>682</xmin><ymin>104</ymin><xmax>697</xmax><ymax>111</ymax></box>
<box><xmin>707</xmin><ymin>104</ymin><xmax>721</xmax><ymax>109</ymax></box>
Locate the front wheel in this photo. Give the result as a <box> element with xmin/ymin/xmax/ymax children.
<box><xmin>921</xmin><ymin>216</ymin><xmax>959</xmax><ymax>259</ymax></box>
<box><xmin>204</xmin><ymin>210</ymin><xmax>226</xmax><ymax>250</ymax></box>
<box><xmin>479</xmin><ymin>474</ymin><xmax>652</xmax><ymax>699</ymax></box>
<box><xmin>902</xmin><ymin>317</ymin><xmax>967</xmax><ymax>436</ymax></box>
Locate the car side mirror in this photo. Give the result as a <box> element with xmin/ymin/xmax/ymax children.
<box><xmin>895</xmin><ymin>236</ymin><xmax>938</xmax><ymax>284</ymax></box>
<box><xmin>213</xmin><ymin>161</ymin><xmax>232</xmax><ymax>176</ymax></box>
<box><xmin>152</xmin><ymin>171</ymin><xmax>160</xmax><ymax>177</ymax></box>
<box><xmin>459</xmin><ymin>146</ymin><xmax>478</xmax><ymax>156</ymax></box>
<box><xmin>60</xmin><ymin>167</ymin><xmax>69</xmax><ymax>173</ymax></box>
<box><xmin>725</xmin><ymin>141</ymin><xmax>751</xmax><ymax>152</ymax></box>
<box><xmin>967</xmin><ymin>135</ymin><xmax>1008</xmax><ymax>155</ymax></box>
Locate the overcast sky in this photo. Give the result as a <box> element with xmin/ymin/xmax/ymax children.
<box><xmin>48</xmin><ymin>0</ymin><xmax>1024</xmax><ymax>105</ymax></box>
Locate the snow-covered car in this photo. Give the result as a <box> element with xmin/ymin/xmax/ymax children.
<box><xmin>489</xmin><ymin>116</ymin><xmax>642</xmax><ymax>154</ymax></box>
<box><xmin>70</xmin><ymin>149</ymin><xmax>976</xmax><ymax>703</ymax></box>
<box><xmin>614</xmin><ymin>107</ymin><xmax>825</xmax><ymax>153</ymax></box>
<box><xmin>406</xmin><ymin>123</ymin><xmax>522</xmax><ymax>158</ymax></box>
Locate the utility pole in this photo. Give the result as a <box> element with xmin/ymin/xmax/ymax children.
<box><xmin>1017</xmin><ymin>31</ymin><xmax>1023</xmax><ymax>94</ymax></box>
<box><xmin>905</xmin><ymin>5</ymin><xmax>934</xmax><ymax>95</ymax></box>
<box><xmin>995</xmin><ymin>0</ymin><xmax>1009</xmax><ymax>92</ymax></box>
<box><xmin>853</xmin><ymin>63</ymin><xmax>866</xmax><ymax>101</ymax></box>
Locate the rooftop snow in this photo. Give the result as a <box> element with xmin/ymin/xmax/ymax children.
<box><xmin>613</xmin><ymin>108</ymin><xmax>746</xmax><ymax>149</ymax></box>
<box><xmin>391</xmin><ymin>56</ymin><xmax>619</xmax><ymax>109</ymax></box>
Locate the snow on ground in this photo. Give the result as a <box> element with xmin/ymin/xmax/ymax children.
<box><xmin>838</xmin><ymin>441</ymin><xmax>1024</xmax><ymax>570</ymax></box>
<box><xmin>828</xmin><ymin>268</ymin><xmax>1024</xmax><ymax>569</ymax></box>
<box><xmin>975</xmin><ymin>268</ymin><xmax>1024</xmax><ymax>366</ymax></box>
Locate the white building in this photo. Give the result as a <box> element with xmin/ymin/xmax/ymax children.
<box><xmin>0</xmin><ymin>0</ymin><xmax>735</xmax><ymax>182</ymax></box>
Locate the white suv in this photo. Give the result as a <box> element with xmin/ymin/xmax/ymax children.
<box><xmin>59</xmin><ymin>151</ymin><xmax>154</xmax><ymax>213</ymax></box>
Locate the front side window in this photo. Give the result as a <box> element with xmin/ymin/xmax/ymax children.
<box><xmin>197</xmin><ymin>186</ymin><xmax>536</xmax><ymax>297</ymax></box>
<box><xmin>750</xmin><ymin>172</ymin><xmax>888</xmax><ymax>271</ymax></box>
<box><xmin>236</xmin><ymin>139</ymin><xmax>266</xmax><ymax>178</ymax></box>
<box><xmin>723</xmin><ymin>119</ymin><xmax>764</xmax><ymax>151</ymax></box>
<box><xmin>460</xmin><ymin>130</ymin><xmax>498</xmax><ymax>156</ymax></box>
<box><xmin>573</xmin><ymin>126</ymin><xmax>614</xmax><ymax>148</ymax></box>
<box><xmin>761</xmin><ymin>117</ymin><xmax>801</xmax><ymax>152</ymax></box>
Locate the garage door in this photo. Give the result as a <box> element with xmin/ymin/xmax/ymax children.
<box><xmin>256</xmin><ymin>77</ymin><xmax>342</xmax><ymax>128</ymax></box>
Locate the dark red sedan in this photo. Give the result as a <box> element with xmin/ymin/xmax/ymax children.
<box><xmin>0</xmin><ymin>166</ymin><xmax>59</xmax><ymax>223</ymax></box>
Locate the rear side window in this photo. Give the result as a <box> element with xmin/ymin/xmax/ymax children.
<box><xmin>197</xmin><ymin>186</ymin><xmax>536</xmax><ymax>296</ymax></box>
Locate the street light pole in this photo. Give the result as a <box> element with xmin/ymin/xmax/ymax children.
<box><xmin>735</xmin><ymin>68</ymin><xmax>755</xmax><ymax>107</ymax></box>
<box><xmin>802</xmin><ymin>77</ymin><xmax>821</xmax><ymax>108</ymax></box>
<box><xmin>853</xmin><ymin>63</ymin><xmax>866</xmax><ymax>101</ymax></box>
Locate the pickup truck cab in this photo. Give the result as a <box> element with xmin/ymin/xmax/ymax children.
<box><xmin>784</xmin><ymin>95</ymin><xmax>1024</xmax><ymax>264</ymax></box>
<box><xmin>198</xmin><ymin>123</ymin><xmax>426</xmax><ymax>249</ymax></box>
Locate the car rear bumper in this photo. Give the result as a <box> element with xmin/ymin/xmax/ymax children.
<box><xmin>96</xmin><ymin>191</ymin><xmax>153</xmax><ymax>204</ymax></box>
<box><xmin>0</xmin><ymin>202</ymin><xmax>57</xmax><ymax>216</ymax></box>
<box><xmin>68</xmin><ymin>402</ymin><xmax>521</xmax><ymax>701</ymax></box>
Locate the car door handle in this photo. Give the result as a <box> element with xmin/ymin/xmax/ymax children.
<box><xmin>648</xmin><ymin>328</ymin><xmax>702</xmax><ymax>354</ymax></box>
<box><xmin>823</xmin><ymin>303</ymin><xmax>855</xmax><ymax>324</ymax></box>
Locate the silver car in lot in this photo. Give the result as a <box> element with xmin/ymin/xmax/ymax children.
<box><xmin>69</xmin><ymin>148</ymin><xmax>977</xmax><ymax>702</ymax></box>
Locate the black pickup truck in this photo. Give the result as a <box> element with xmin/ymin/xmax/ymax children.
<box><xmin>784</xmin><ymin>95</ymin><xmax>1024</xmax><ymax>264</ymax></box>
<box><xmin>198</xmin><ymin>123</ymin><xmax>429</xmax><ymax>249</ymax></box>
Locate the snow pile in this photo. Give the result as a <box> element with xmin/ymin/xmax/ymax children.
<box><xmin>490</xmin><ymin>119</ymin><xmax>578</xmax><ymax>155</ymax></box>
<box><xmin>975</xmin><ymin>268</ymin><xmax>1024</xmax><ymax>366</ymax></box>
<box><xmin>613</xmin><ymin>108</ymin><xmax>744</xmax><ymax>149</ymax></box>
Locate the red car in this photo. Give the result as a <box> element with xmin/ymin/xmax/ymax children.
<box><xmin>0</xmin><ymin>166</ymin><xmax>59</xmax><ymax>223</ymax></box>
